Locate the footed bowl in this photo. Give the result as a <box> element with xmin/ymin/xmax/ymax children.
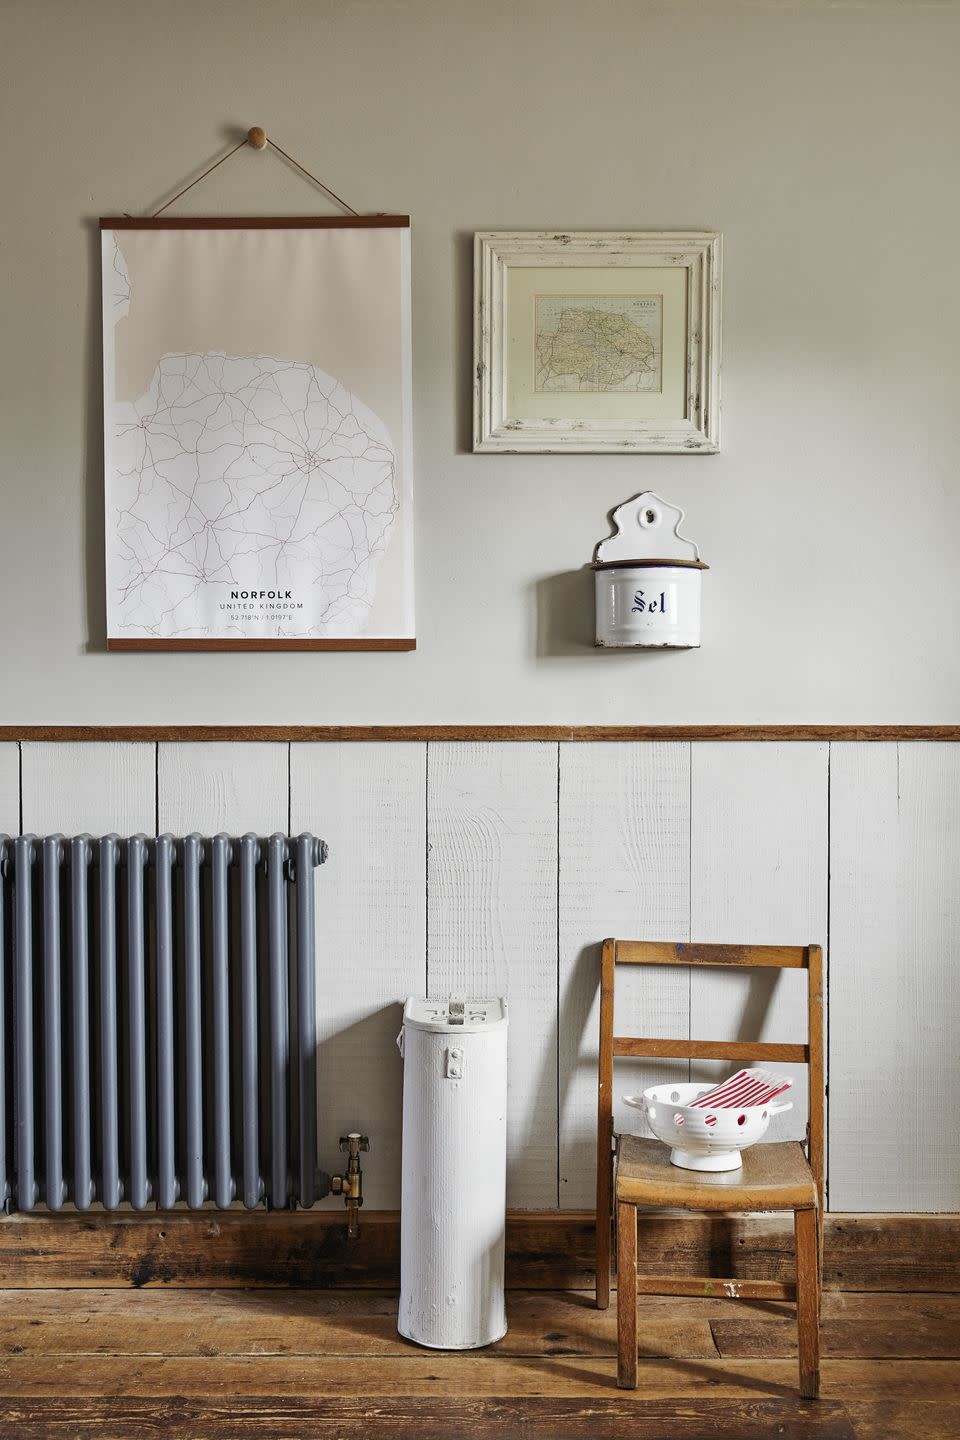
<box><xmin>623</xmin><ymin>1082</ymin><xmax>793</xmax><ymax>1172</ymax></box>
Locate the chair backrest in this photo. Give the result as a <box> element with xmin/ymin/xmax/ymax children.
<box><xmin>598</xmin><ymin>940</ymin><xmax>824</xmax><ymax>1204</ymax></box>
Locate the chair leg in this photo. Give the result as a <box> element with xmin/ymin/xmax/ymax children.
<box><xmin>616</xmin><ymin>1200</ymin><xmax>638</xmax><ymax>1389</ymax></box>
<box><xmin>795</xmin><ymin>1206</ymin><xmax>820</xmax><ymax>1400</ymax></box>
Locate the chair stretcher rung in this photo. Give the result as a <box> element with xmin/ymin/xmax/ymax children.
<box><xmin>633</xmin><ymin>1275</ymin><xmax>798</xmax><ymax>1301</ymax></box>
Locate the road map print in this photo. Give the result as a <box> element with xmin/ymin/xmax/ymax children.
<box><xmin>535</xmin><ymin>294</ymin><xmax>662</xmax><ymax>393</ymax></box>
<box><xmin>111</xmin><ymin>352</ymin><xmax>397</xmax><ymax>638</ymax></box>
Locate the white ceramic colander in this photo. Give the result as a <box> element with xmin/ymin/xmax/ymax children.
<box><xmin>623</xmin><ymin>1075</ymin><xmax>793</xmax><ymax>1172</ymax></box>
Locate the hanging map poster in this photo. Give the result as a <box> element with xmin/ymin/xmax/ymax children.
<box><xmin>100</xmin><ymin>217</ymin><xmax>414</xmax><ymax>650</ymax></box>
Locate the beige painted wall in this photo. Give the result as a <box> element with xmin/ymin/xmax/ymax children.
<box><xmin>2</xmin><ymin>0</ymin><xmax>959</xmax><ymax>723</ymax></box>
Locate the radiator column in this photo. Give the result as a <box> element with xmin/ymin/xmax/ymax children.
<box><xmin>13</xmin><ymin>836</ymin><xmax>37</xmax><ymax>1210</ymax></box>
<box><xmin>41</xmin><ymin>836</ymin><xmax>66</xmax><ymax>1210</ymax></box>
<box><xmin>70</xmin><ymin>837</ymin><xmax>94</xmax><ymax>1209</ymax></box>
<box><xmin>239</xmin><ymin>834</ymin><xmax>263</xmax><ymax>1209</ymax></box>
<box><xmin>210</xmin><ymin>834</ymin><xmax>234</xmax><ymax>1209</ymax></box>
<box><xmin>155</xmin><ymin>834</ymin><xmax>177</xmax><ymax>1209</ymax></box>
<box><xmin>267</xmin><ymin>834</ymin><xmax>289</xmax><ymax>1210</ymax></box>
<box><xmin>99</xmin><ymin>835</ymin><xmax>122</xmax><ymax>1209</ymax></box>
<box><xmin>296</xmin><ymin>832</ymin><xmax>320</xmax><ymax>1208</ymax></box>
<box><xmin>0</xmin><ymin>838</ymin><xmax>9</xmax><ymax>1210</ymax></box>
<box><xmin>126</xmin><ymin>836</ymin><xmax>150</xmax><ymax>1210</ymax></box>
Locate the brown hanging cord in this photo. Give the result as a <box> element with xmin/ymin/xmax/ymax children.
<box><xmin>152</xmin><ymin>137</ymin><xmax>248</xmax><ymax>216</ymax></box>
<box><xmin>151</xmin><ymin>127</ymin><xmax>361</xmax><ymax>218</ymax></box>
<box><xmin>267</xmin><ymin>137</ymin><xmax>360</xmax><ymax>216</ymax></box>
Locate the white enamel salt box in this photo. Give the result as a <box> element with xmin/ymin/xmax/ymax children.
<box><xmin>397</xmin><ymin>997</ymin><xmax>508</xmax><ymax>1350</ymax></box>
<box><xmin>593</xmin><ymin>491</ymin><xmax>708</xmax><ymax>649</ymax></box>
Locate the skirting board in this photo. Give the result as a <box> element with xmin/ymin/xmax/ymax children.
<box><xmin>1</xmin><ymin>1211</ymin><xmax>956</xmax><ymax>1291</ymax></box>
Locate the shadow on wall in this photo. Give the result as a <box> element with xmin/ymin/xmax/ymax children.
<box><xmin>454</xmin><ymin>230</ymin><xmax>474</xmax><ymax>455</ymax></box>
<box><xmin>535</xmin><ymin>569</ymin><xmax>597</xmax><ymax>656</ymax></box>
<box><xmin>317</xmin><ymin>1001</ymin><xmax>405</xmax><ymax>1205</ymax></box>
<box><xmin>558</xmin><ymin>942</ymin><xmax>604</xmax><ymax>1193</ymax></box>
<box><xmin>510</xmin><ymin>1002</ymin><xmax>561</xmax><ymax>1207</ymax></box>
<box><xmin>83</xmin><ymin>218</ymin><xmax>107</xmax><ymax>653</ymax></box>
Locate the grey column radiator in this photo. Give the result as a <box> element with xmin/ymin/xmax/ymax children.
<box><xmin>0</xmin><ymin>832</ymin><xmax>328</xmax><ymax>1214</ymax></box>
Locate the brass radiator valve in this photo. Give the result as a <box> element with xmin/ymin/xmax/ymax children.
<box><xmin>330</xmin><ymin>1133</ymin><xmax>369</xmax><ymax>1239</ymax></box>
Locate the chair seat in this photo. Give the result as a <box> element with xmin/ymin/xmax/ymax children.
<box><xmin>616</xmin><ymin>1135</ymin><xmax>817</xmax><ymax>1213</ymax></box>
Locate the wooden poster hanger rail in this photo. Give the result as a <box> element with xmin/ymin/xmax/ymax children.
<box><xmin>150</xmin><ymin>126</ymin><xmax>362</xmax><ymax>218</ymax></box>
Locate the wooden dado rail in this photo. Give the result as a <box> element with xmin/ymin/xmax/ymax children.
<box><xmin>1</xmin><ymin>726</ymin><xmax>959</xmax><ymax>741</ymax></box>
<box><xmin>1</xmin><ymin>1212</ymin><xmax>957</xmax><ymax>1291</ymax></box>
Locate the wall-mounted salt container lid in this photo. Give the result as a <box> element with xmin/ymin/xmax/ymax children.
<box><xmin>402</xmin><ymin>996</ymin><xmax>509</xmax><ymax>1032</ymax></box>
<box><xmin>592</xmin><ymin>491</ymin><xmax>709</xmax><ymax>570</ymax></box>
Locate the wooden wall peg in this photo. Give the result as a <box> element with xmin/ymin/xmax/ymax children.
<box><xmin>247</xmin><ymin>126</ymin><xmax>268</xmax><ymax>150</ymax></box>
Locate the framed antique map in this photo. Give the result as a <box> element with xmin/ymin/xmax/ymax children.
<box><xmin>101</xmin><ymin>216</ymin><xmax>414</xmax><ymax>650</ymax></box>
<box><xmin>473</xmin><ymin>231</ymin><xmax>721</xmax><ymax>454</ymax></box>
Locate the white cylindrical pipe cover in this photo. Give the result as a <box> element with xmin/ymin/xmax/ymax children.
<box><xmin>398</xmin><ymin>997</ymin><xmax>508</xmax><ymax>1349</ymax></box>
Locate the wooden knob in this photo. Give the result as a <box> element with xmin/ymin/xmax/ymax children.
<box><xmin>247</xmin><ymin>126</ymin><xmax>267</xmax><ymax>150</ymax></box>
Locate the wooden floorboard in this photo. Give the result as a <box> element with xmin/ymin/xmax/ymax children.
<box><xmin>711</xmin><ymin>1292</ymin><xmax>960</xmax><ymax>1359</ymax></box>
<box><xmin>2</xmin><ymin>1289</ymin><xmax>956</xmax><ymax>1360</ymax></box>
<box><xmin>843</xmin><ymin>1399</ymin><xmax>960</xmax><ymax>1439</ymax></box>
<box><xmin>713</xmin><ymin>1314</ymin><xmax>960</xmax><ymax>1360</ymax></box>
<box><xmin>0</xmin><ymin>1288</ymin><xmax>718</xmax><ymax>1360</ymax></box>
<box><xmin>0</xmin><ymin>1395</ymin><xmax>859</xmax><ymax>1440</ymax></box>
<box><xmin>2</xmin><ymin>1353</ymin><xmax>959</xmax><ymax>1399</ymax></box>
<box><xmin>1</xmin><ymin>1286</ymin><xmax>957</xmax><ymax>1437</ymax></box>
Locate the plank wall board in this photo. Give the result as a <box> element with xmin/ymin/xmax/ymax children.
<box><xmin>0</xmin><ymin>744</ymin><xmax>18</xmax><ymax>832</ymax></box>
<box><xmin>688</xmin><ymin>742</ymin><xmax>829</xmax><ymax>1147</ymax></box>
<box><xmin>19</xmin><ymin>741</ymin><xmax>155</xmax><ymax>835</ymax></box>
<box><xmin>2</xmin><ymin>1211</ymin><xmax>958</xmax><ymax>1290</ymax></box>
<box><xmin>427</xmin><ymin>741</ymin><xmax>558</xmax><ymax>1208</ymax></box>
<box><xmin>2</xmin><ymin>736</ymin><xmax>959</xmax><ymax>1214</ymax></box>
<box><xmin>157</xmin><ymin>741</ymin><xmax>288</xmax><ymax>834</ymax></box>
<box><xmin>558</xmin><ymin>742</ymin><xmax>691</xmax><ymax>1207</ymax></box>
<box><xmin>290</xmin><ymin>742</ymin><xmax>427</xmax><ymax>1208</ymax></box>
<box><xmin>829</xmin><ymin>742</ymin><xmax>960</xmax><ymax>1210</ymax></box>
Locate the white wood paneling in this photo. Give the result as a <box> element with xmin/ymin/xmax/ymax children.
<box><xmin>0</xmin><ymin>744</ymin><xmax>18</xmax><ymax>832</ymax></box>
<box><xmin>7</xmin><ymin>735</ymin><xmax>959</xmax><ymax>1214</ymax></box>
<box><xmin>291</xmin><ymin>742</ymin><xmax>427</xmax><ymax>1210</ymax></box>
<box><xmin>830</xmin><ymin>742</ymin><xmax>960</xmax><ymax>1211</ymax></box>
<box><xmin>20</xmin><ymin>742</ymin><xmax>155</xmax><ymax>834</ymax></box>
<box><xmin>689</xmin><ymin>743</ymin><xmax>829</xmax><ymax>1147</ymax></box>
<box><xmin>427</xmin><ymin>741</ymin><xmax>558</xmax><ymax>1208</ymax></box>
<box><xmin>157</xmin><ymin>741</ymin><xmax>287</xmax><ymax>834</ymax></box>
<box><xmin>558</xmin><ymin>742</ymin><xmax>690</xmax><ymax>1208</ymax></box>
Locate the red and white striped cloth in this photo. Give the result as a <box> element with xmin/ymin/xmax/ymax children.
<box><xmin>689</xmin><ymin>1068</ymin><xmax>792</xmax><ymax>1110</ymax></box>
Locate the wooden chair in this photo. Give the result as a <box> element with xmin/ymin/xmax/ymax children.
<box><xmin>595</xmin><ymin>939</ymin><xmax>824</xmax><ymax>1398</ymax></box>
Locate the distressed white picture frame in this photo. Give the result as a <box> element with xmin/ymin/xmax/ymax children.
<box><xmin>473</xmin><ymin>230</ymin><xmax>721</xmax><ymax>454</ymax></box>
